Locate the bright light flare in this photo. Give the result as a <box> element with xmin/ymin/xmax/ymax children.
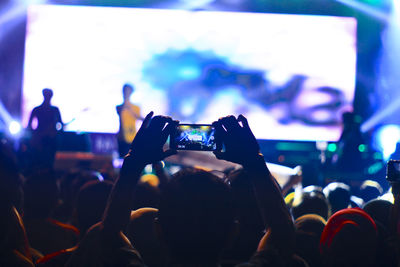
<box><xmin>8</xmin><ymin>120</ymin><xmax>21</xmax><ymax>135</ymax></box>
<box><xmin>361</xmin><ymin>0</ymin><xmax>400</xmax><ymax>133</ymax></box>
<box><xmin>374</xmin><ymin>124</ymin><xmax>400</xmax><ymax>160</ymax></box>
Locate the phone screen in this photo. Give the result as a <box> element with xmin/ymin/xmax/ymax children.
<box><xmin>171</xmin><ymin>124</ymin><xmax>217</xmax><ymax>151</ymax></box>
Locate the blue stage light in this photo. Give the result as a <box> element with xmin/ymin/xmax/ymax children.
<box><xmin>8</xmin><ymin>120</ymin><xmax>21</xmax><ymax>136</ymax></box>
<box><xmin>360</xmin><ymin>0</ymin><xmax>400</xmax><ymax>134</ymax></box>
<box><xmin>374</xmin><ymin>124</ymin><xmax>400</xmax><ymax>160</ymax></box>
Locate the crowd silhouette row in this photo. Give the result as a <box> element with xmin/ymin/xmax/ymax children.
<box><xmin>1</xmin><ymin>112</ymin><xmax>399</xmax><ymax>267</ymax></box>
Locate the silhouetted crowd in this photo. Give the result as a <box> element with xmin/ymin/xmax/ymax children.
<box><xmin>1</xmin><ymin>113</ymin><xmax>399</xmax><ymax>267</ymax></box>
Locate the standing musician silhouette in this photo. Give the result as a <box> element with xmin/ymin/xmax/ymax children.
<box><xmin>116</xmin><ymin>84</ymin><xmax>143</xmax><ymax>157</ymax></box>
<box><xmin>27</xmin><ymin>88</ymin><xmax>63</xmax><ymax>168</ymax></box>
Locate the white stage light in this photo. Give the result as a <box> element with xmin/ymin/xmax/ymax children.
<box><xmin>375</xmin><ymin>124</ymin><xmax>400</xmax><ymax>160</ymax></box>
<box><xmin>179</xmin><ymin>0</ymin><xmax>215</xmax><ymax>8</ymax></box>
<box><xmin>360</xmin><ymin>0</ymin><xmax>400</xmax><ymax>133</ymax></box>
<box><xmin>9</xmin><ymin>120</ymin><xmax>21</xmax><ymax>135</ymax></box>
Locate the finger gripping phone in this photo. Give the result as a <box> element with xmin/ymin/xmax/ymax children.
<box><xmin>171</xmin><ymin>124</ymin><xmax>217</xmax><ymax>151</ymax></box>
<box><xmin>386</xmin><ymin>159</ymin><xmax>400</xmax><ymax>183</ymax></box>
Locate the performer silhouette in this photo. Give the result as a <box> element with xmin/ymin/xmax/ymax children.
<box><xmin>116</xmin><ymin>84</ymin><xmax>143</xmax><ymax>157</ymax></box>
<box><xmin>27</xmin><ymin>88</ymin><xmax>63</xmax><ymax>168</ymax></box>
<box><xmin>330</xmin><ymin>111</ymin><xmax>366</xmax><ymax>180</ymax></box>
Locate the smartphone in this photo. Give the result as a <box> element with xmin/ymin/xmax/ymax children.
<box><xmin>170</xmin><ymin>124</ymin><xmax>218</xmax><ymax>151</ymax></box>
<box><xmin>386</xmin><ymin>159</ymin><xmax>400</xmax><ymax>183</ymax></box>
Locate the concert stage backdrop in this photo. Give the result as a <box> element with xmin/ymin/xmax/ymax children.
<box><xmin>22</xmin><ymin>5</ymin><xmax>357</xmax><ymax>141</ymax></box>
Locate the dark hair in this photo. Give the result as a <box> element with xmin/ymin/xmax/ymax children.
<box><xmin>294</xmin><ymin>214</ymin><xmax>326</xmax><ymax>267</ymax></box>
<box><xmin>323</xmin><ymin>182</ymin><xmax>351</xmax><ymax>214</ymax></box>
<box><xmin>76</xmin><ymin>180</ymin><xmax>113</xmax><ymax>237</ymax></box>
<box><xmin>363</xmin><ymin>199</ymin><xmax>397</xmax><ymax>266</ymax></box>
<box><xmin>23</xmin><ymin>170</ymin><xmax>58</xmax><ymax>220</ymax></box>
<box><xmin>127</xmin><ymin>208</ymin><xmax>167</xmax><ymax>266</ymax></box>
<box><xmin>363</xmin><ymin>199</ymin><xmax>392</xmax><ymax>229</ymax></box>
<box><xmin>158</xmin><ymin>168</ymin><xmax>235</xmax><ymax>262</ymax></box>
<box><xmin>0</xmin><ymin>142</ymin><xmax>23</xmax><ymax>212</ymax></box>
<box><xmin>222</xmin><ymin>168</ymin><xmax>264</xmax><ymax>262</ymax></box>
<box><xmin>132</xmin><ymin>182</ymin><xmax>161</xmax><ymax>210</ymax></box>
<box><xmin>359</xmin><ymin>180</ymin><xmax>383</xmax><ymax>203</ymax></box>
<box><xmin>292</xmin><ymin>191</ymin><xmax>330</xmax><ymax>220</ymax></box>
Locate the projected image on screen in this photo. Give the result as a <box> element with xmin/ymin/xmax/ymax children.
<box><xmin>23</xmin><ymin>5</ymin><xmax>357</xmax><ymax>141</ymax></box>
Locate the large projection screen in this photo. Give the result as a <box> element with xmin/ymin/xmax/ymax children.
<box><xmin>23</xmin><ymin>5</ymin><xmax>357</xmax><ymax>141</ymax></box>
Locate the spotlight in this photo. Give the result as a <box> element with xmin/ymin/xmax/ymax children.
<box><xmin>8</xmin><ymin>120</ymin><xmax>21</xmax><ymax>136</ymax></box>
<box><xmin>374</xmin><ymin>124</ymin><xmax>400</xmax><ymax>160</ymax></box>
<box><xmin>363</xmin><ymin>0</ymin><xmax>400</xmax><ymax>133</ymax></box>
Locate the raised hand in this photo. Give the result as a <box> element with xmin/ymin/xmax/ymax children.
<box><xmin>102</xmin><ymin>112</ymin><xmax>178</xmax><ymax>235</ymax></box>
<box><xmin>127</xmin><ymin>112</ymin><xmax>178</xmax><ymax>167</ymax></box>
<box><xmin>213</xmin><ymin>115</ymin><xmax>262</xmax><ymax>167</ymax></box>
<box><xmin>213</xmin><ymin>115</ymin><xmax>295</xmax><ymax>253</ymax></box>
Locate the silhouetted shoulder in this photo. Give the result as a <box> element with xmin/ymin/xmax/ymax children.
<box><xmin>116</xmin><ymin>104</ymin><xmax>123</xmax><ymax>114</ymax></box>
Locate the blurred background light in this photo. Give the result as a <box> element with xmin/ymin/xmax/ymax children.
<box><xmin>335</xmin><ymin>0</ymin><xmax>389</xmax><ymax>21</ymax></box>
<box><xmin>373</xmin><ymin>124</ymin><xmax>400</xmax><ymax>160</ymax></box>
<box><xmin>177</xmin><ymin>0</ymin><xmax>215</xmax><ymax>9</ymax></box>
<box><xmin>8</xmin><ymin>120</ymin><xmax>21</xmax><ymax>135</ymax></box>
<box><xmin>327</xmin><ymin>143</ymin><xmax>338</xmax><ymax>153</ymax></box>
<box><xmin>359</xmin><ymin>0</ymin><xmax>400</xmax><ymax>139</ymax></box>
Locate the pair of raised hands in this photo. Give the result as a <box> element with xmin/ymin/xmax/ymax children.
<box><xmin>126</xmin><ymin>112</ymin><xmax>262</xmax><ymax>168</ymax></box>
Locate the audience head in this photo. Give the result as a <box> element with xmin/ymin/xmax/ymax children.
<box><xmin>0</xmin><ymin>141</ymin><xmax>23</xmax><ymax>212</ymax></box>
<box><xmin>132</xmin><ymin>181</ymin><xmax>161</xmax><ymax>210</ymax></box>
<box><xmin>223</xmin><ymin>168</ymin><xmax>265</xmax><ymax>262</ymax></box>
<box><xmin>363</xmin><ymin>199</ymin><xmax>397</xmax><ymax>266</ymax></box>
<box><xmin>303</xmin><ymin>185</ymin><xmax>324</xmax><ymax>195</ymax></box>
<box><xmin>71</xmin><ymin>171</ymin><xmax>105</xmax><ymax>200</ymax></box>
<box><xmin>323</xmin><ymin>182</ymin><xmax>351</xmax><ymax>214</ymax></box>
<box><xmin>227</xmin><ymin>168</ymin><xmax>264</xmax><ymax>229</ymax></box>
<box><xmin>23</xmin><ymin>169</ymin><xmax>58</xmax><ymax>220</ymax></box>
<box><xmin>157</xmin><ymin>168</ymin><xmax>235</xmax><ymax>262</ymax></box>
<box><xmin>126</xmin><ymin>208</ymin><xmax>167</xmax><ymax>266</ymax></box>
<box><xmin>359</xmin><ymin>180</ymin><xmax>383</xmax><ymax>203</ymax></box>
<box><xmin>292</xmin><ymin>190</ymin><xmax>330</xmax><ymax>220</ymax></box>
<box><xmin>76</xmin><ymin>180</ymin><xmax>113</xmax><ymax>237</ymax></box>
<box><xmin>363</xmin><ymin>199</ymin><xmax>392</xmax><ymax>233</ymax></box>
<box><xmin>349</xmin><ymin>195</ymin><xmax>364</xmax><ymax>208</ymax></box>
<box><xmin>294</xmin><ymin>214</ymin><xmax>326</xmax><ymax>267</ymax></box>
<box><xmin>320</xmin><ymin>208</ymin><xmax>377</xmax><ymax>267</ymax></box>
<box><xmin>295</xmin><ymin>214</ymin><xmax>326</xmax><ymax>237</ymax></box>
